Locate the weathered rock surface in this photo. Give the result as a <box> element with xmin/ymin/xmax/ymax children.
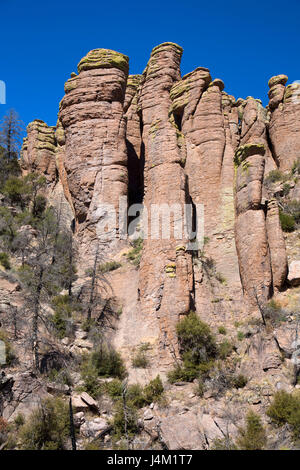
<box><xmin>287</xmin><ymin>260</ymin><xmax>300</xmax><ymax>286</ymax></box>
<box><xmin>137</xmin><ymin>43</ymin><xmax>194</xmax><ymax>367</ymax></box>
<box><xmin>268</xmin><ymin>75</ymin><xmax>300</xmax><ymax>171</ymax></box>
<box><xmin>58</xmin><ymin>48</ymin><xmax>129</xmax><ymax>258</ymax></box>
<box><xmin>18</xmin><ymin>46</ymin><xmax>298</xmax><ymax>441</ymax></box>
<box><xmin>21</xmin><ymin>120</ymin><xmax>57</xmax><ymax>182</ymax></box>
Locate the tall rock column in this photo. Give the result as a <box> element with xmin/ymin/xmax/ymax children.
<box><xmin>234</xmin><ymin>143</ymin><xmax>272</xmax><ymax>303</ymax></box>
<box><xmin>21</xmin><ymin>120</ymin><xmax>57</xmax><ymax>183</ymax></box>
<box><xmin>20</xmin><ymin>119</ymin><xmax>74</xmax><ymax>230</ymax></box>
<box><xmin>138</xmin><ymin>43</ymin><xmax>193</xmax><ymax>367</ymax></box>
<box><xmin>234</xmin><ymin>97</ymin><xmax>287</xmax><ymax>298</ymax></box>
<box><xmin>268</xmin><ymin>75</ymin><xmax>300</xmax><ymax>171</ymax></box>
<box><xmin>239</xmin><ymin>97</ymin><xmax>276</xmax><ymax>174</ymax></box>
<box><xmin>59</xmin><ymin>49</ymin><xmax>129</xmax><ymax>257</ymax></box>
<box><xmin>171</xmin><ymin>70</ymin><xmax>244</xmax><ymax>323</ymax></box>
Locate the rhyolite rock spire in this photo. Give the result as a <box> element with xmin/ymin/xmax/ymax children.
<box><xmin>137</xmin><ymin>43</ymin><xmax>193</xmax><ymax>365</ymax></box>
<box><xmin>58</xmin><ymin>48</ymin><xmax>129</xmax><ymax>256</ymax></box>
<box><xmin>21</xmin><ymin>120</ymin><xmax>57</xmax><ymax>182</ymax></box>
<box><xmin>21</xmin><ymin>43</ymin><xmax>295</xmax><ymax>375</ymax></box>
<box><xmin>268</xmin><ymin>74</ymin><xmax>300</xmax><ymax>171</ymax></box>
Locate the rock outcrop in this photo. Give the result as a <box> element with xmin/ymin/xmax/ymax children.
<box><xmin>268</xmin><ymin>75</ymin><xmax>300</xmax><ymax>171</ymax></box>
<box><xmin>21</xmin><ymin>120</ymin><xmax>57</xmax><ymax>183</ymax></box>
<box><xmin>137</xmin><ymin>43</ymin><xmax>193</xmax><ymax>366</ymax></box>
<box><xmin>58</xmin><ymin>49</ymin><xmax>129</xmax><ymax>257</ymax></box>
<box><xmin>20</xmin><ymin>42</ymin><xmax>291</xmax><ymax>371</ymax></box>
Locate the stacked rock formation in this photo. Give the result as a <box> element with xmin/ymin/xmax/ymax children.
<box><xmin>268</xmin><ymin>75</ymin><xmax>300</xmax><ymax>171</ymax></box>
<box><xmin>58</xmin><ymin>49</ymin><xmax>129</xmax><ymax>256</ymax></box>
<box><xmin>21</xmin><ymin>120</ymin><xmax>57</xmax><ymax>182</ymax></box>
<box><xmin>21</xmin><ymin>43</ymin><xmax>300</xmax><ymax>370</ymax></box>
<box><xmin>137</xmin><ymin>43</ymin><xmax>193</xmax><ymax>363</ymax></box>
<box><xmin>20</xmin><ymin>119</ymin><xmax>74</xmax><ymax>231</ymax></box>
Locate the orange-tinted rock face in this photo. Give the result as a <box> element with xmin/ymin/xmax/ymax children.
<box><xmin>21</xmin><ymin>43</ymin><xmax>293</xmax><ymax>372</ymax></box>
<box><xmin>234</xmin><ymin>144</ymin><xmax>272</xmax><ymax>303</ymax></box>
<box><xmin>58</xmin><ymin>49</ymin><xmax>129</xmax><ymax>253</ymax></box>
<box><xmin>137</xmin><ymin>43</ymin><xmax>193</xmax><ymax>365</ymax></box>
<box><xmin>20</xmin><ymin>119</ymin><xmax>74</xmax><ymax>232</ymax></box>
<box><xmin>21</xmin><ymin>120</ymin><xmax>57</xmax><ymax>183</ymax></box>
<box><xmin>234</xmin><ymin>142</ymin><xmax>287</xmax><ymax>304</ymax></box>
<box><xmin>268</xmin><ymin>75</ymin><xmax>300</xmax><ymax>171</ymax></box>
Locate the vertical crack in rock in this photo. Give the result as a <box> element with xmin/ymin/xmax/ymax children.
<box><xmin>124</xmin><ymin>75</ymin><xmax>144</xmax><ymax>207</ymax></box>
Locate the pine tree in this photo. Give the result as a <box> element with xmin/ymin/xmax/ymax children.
<box><xmin>0</xmin><ymin>109</ymin><xmax>23</xmax><ymax>187</ymax></box>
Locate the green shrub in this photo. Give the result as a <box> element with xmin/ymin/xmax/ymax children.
<box><xmin>111</xmin><ymin>401</ymin><xmax>139</xmax><ymax>439</ymax></box>
<box><xmin>218</xmin><ymin>340</ymin><xmax>234</xmax><ymax>359</ymax></box>
<box><xmin>279</xmin><ymin>210</ymin><xmax>295</xmax><ymax>232</ymax></box>
<box><xmin>132</xmin><ymin>345</ymin><xmax>149</xmax><ymax>369</ymax></box>
<box><xmin>2</xmin><ymin>176</ymin><xmax>30</xmax><ymax>207</ymax></box>
<box><xmin>292</xmin><ymin>158</ymin><xmax>300</xmax><ymax>175</ymax></box>
<box><xmin>218</xmin><ymin>326</ymin><xmax>227</xmax><ymax>335</ymax></box>
<box><xmin>84</xmin><ymin>441</ymin><xmax>100</xmax><ymax>450</ymax></box>
<box><xmin>19</xmin><ymin>397</ymin><xmax>69</xmax><ymax>450</ymax></box>
<box><xmin>0</xmin><ymin>252</ymin><xmax>10</xmax><ymax>269</ymax></box>
<box><xmin>216</xmin><ymin>272</ymin><xmax>227</xmax><ymax>284</ymax></box>
<box><xmin>167</xmin><ymin>364</ymin><xmax>190</xmax><ymax>383</ymax></box>
<box><xmin>106</xmin><ymin>379</ymin><xmax>123</xmax><ymax>399</ymax></box>
<box><xmin>98</xmin><ymin>261</ymin><xmax>122</xmax><ymax>273</ymax></box>
<box><xmin>143</xmin><ymin>375</ymin><xmax>164</xmax><ymax>404</ymax></box>
<box><xmin>177</xmin><ymin>312</ymin><xmax>217</xmax><ymax>364</ymax></box>
<box><xmin>212</xmin><ymin>437</ymin><xmax>237</xmax><ymax>450</ymax></box>
<box><xmin>32</xmin><ymin>194</ymin><xmax>47</xmax><ymax>217</ymax></box>
<box><xmin>50</xmin><ymin>295</ymin><xmax>76</xmax><ymax>339</ymax></box>
<box><xmin>81</xmin><ymin>317</ymin><xmax>96</xmax><ymax>332</ymax></box>
<box><xmin>193</xmin><ymin>379</ymin><xmax>205</xmax><ymax>397</ymax></box>
<box><xmin>282</xmin><ymin>183</ymin><xmax>291</xmax><ymax>196</ymax></box>
<box><xmin>47</xmin><ymin>368</ymin><xmax>73</xmax><ymax>387</ymax></box>
<box><xmin>232</xmin><ymin>374</ymin><xmax>248</xmax><ymax>389</ymax></box>
<box><xmin>14</xmin><ymin>413</ymin><xmax>25</xmax><ymax>428</ymax></box>
<box><xmin>80</xmin><ymin>346</ymin><xmax>126</xmax><ymax>397</ymax></box>
<box><xmin>167</xmin><ymin>312</ymin><xmax>217</xmax><ymax>383</ymax></box>
<box><xmin>91</xmin><ymin>346</ymin><xmax>126</xmax><ymax>379</ymax></box>
<box><xmin>264</xmin><ymin>299</ymin><xmax>287</xmax><ymax>325</ymax></box>
<box><xmin>126</xmin><ymin>238</ymin><xmax>143</xmax><ymax>266</ymax></box>
<box><xmin>80</xmin><ymin>359</ymin><xmax>101</xmax><ymax>398</ymax></box>
<box><xmin>267</xmin><ymin>391</ymin><xmax>300</xmax><ymax>440</ymax></box>
<box><xmin>0</xmin><ymin>329</ymin><xmax>15</xmax><ymax>365</ymax></box>
<box><xmin>284</xmin><ymin>200</ymin><xmax>300</xmax><ymax>224</ymax></box>
<box><xmin>265</xmin><ymin>169</ymin><xmax>285</xmax><ymax>184</ymax></box>
<box><xmin>236</xmin><ymin>411</ymin><xmax>267</xmax><ymax>450</ymax></box>
<box><xmin>51</xmin><ymin>311</ymin><xmax>67</xmax><ymax>339</ymax></box>
<box><xmin>237</xmin><ymin>331</ymin><xmax>245</xmax><ymax>341</ymax></box>
<box><xmin>127</xmin><ymin>384</ymin><xmax>146</xmax><ymax>409</ymax></box>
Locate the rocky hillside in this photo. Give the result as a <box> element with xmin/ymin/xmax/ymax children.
<box><xmin>1</xmin><ymin>42</ymin><xmax>300</xmax><ymax>450</ymax></box>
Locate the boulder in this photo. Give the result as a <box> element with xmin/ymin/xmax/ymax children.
<box><xmin>287</xmin><ymin>261</ymin><xmax>300</xmax><ymax>286</ymax></box>
<box><xmin>143</xmin><ymin>409</ymin><xmax>154</xmax><ymax>420</ymax></box>
<box><xmin>80</xmin><ymin>392</ymin><xmax>99</xmax><ymax>411</ymax></box>
<box><xmin>80</xmin><ymin>418</ymin><xmax>108</xmax><ymax>438</ymax></box>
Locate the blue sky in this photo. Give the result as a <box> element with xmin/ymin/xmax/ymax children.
<box><xmin>1</xmin><ymin>0</ymin><xmax>300</xmax><ymax>130</ymax></box>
